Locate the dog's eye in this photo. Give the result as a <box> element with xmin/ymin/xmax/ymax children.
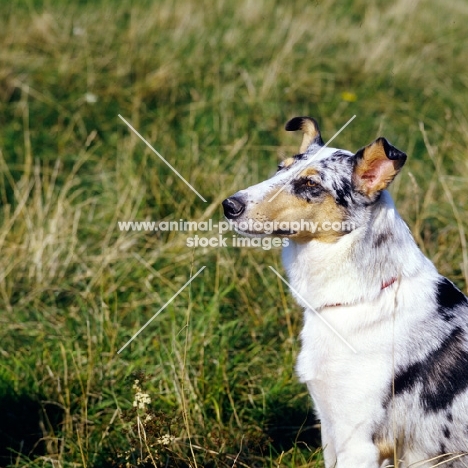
<box><xmin>292</xmin><ymin>178</ymin><xmax>324</xmax><ymax>200</ymax></box>
<box><xmin>277</xmin><ymin>164</ymin><xmax>284</xmax><ymax>172</ymax></box>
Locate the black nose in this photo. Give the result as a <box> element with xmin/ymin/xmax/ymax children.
<box><xmin>222</xmin><ymin>196</ymin><xmax>245</xmax><ymax>219</ymax></box>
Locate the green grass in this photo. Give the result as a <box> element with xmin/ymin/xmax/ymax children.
<box><xmin>0</xmin><ymin>0</ymin><xmax>468</xmax><ymax>466</ymax></box>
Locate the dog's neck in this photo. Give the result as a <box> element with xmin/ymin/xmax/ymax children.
<box><xmin>282</xmin><ymin>191</ymin><xmax>436</xmax><ymax>310</ymax></box>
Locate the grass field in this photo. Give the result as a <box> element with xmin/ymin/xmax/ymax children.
<box><xmin>1</xmin><ymin>0</ymin><xmax>468</xmax><ymax>466</ymax></box>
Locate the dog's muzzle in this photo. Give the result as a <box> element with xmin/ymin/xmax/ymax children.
<box><xmin>222</xmin><ymin>196</ymin><xmax>245</xmax><ymax>219</ymax></box>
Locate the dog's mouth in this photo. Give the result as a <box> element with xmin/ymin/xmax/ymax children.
<box><xmin>272</xmin><ymin>229</ymin><xmax>297</xmax><ymax>236</ymax></box>
<box><xmin>233</xmin><ymin>226</ymin><xmax>297</xmax><ymax>237</ymax></box>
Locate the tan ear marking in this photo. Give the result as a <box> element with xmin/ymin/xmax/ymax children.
<box><xmin>285</xmin><ymin>116</ymin><xmax>324</xmax><ymax>153</ymax></box>
<box><xmin>353</xmin><ymin>138</ymin><xmax>407</xmax><ymax>196</ymax></box>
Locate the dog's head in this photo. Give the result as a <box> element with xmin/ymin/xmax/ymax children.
<box><xmin>222</xmin><ymin>117</ymin><xmax>407</xmax><ymax>243</ymax></box>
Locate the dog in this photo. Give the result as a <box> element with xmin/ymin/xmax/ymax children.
<box><xmin>222</xmin><ymin>117</ymin><xmax>468</xmax><ymax>467</ymax></box>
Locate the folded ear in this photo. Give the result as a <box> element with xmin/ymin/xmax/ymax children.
<box><xmin>353</xmin><ymin>138</ymin><xmax>407</xmax><ymax>196</ymax></box>
<box><xmin>285</xmin><ymin>116</ymin><xmax>324</xmax><ymax>153</ymax></box>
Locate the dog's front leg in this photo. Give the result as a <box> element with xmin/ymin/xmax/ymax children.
<box><xmin>319</xmin><ymin>426</ymin><xmax>379</xmax><ymax>468</ymax></box>
<box><xmin>334</xmin><ymin>441</ymin><xmax>380</xmax><ymax>468</ymax></box>
<box><xmin>318</xmin><ymin>419</ymin><xmax>337</xmax><ymax>468</ymax></box>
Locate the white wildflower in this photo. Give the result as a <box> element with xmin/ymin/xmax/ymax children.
<box><xmin>133</xmin><ymin>390</ymin><xmax>151</xmax><ymax>410</ymax></box>
<box><xmin>85</xmin><ymin>92</ymin><xmax>98</xmax><ymax>104</ymax></box>
<box><xmin>157</xmin><ymin>434</ymin><xmax>174</xmax><ymax>446</ymax></box>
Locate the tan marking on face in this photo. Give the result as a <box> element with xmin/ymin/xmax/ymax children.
<box><xmin>282</xmin><ymin>157</ymin><xmax>295</xmax><ymax>168</ymax></box>
<box><xmin>244</xmin><ymin>188</ymin><xmax>346</xmax><ymax>243</ymax></box>
<box><xmin>298</xmin><ymin>167</ymin><xmax>318</xmax><ymax>178</ymax></box>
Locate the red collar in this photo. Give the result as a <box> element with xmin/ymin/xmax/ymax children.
<box><xmin>381</xmin><ymin>277</ymin><xmax>397</xmax><ymax>290</ymax></box>
<box><xmin>325</xmin><ymin>277</ymin><xmax>397</xmax><ymax>308</ymax></box>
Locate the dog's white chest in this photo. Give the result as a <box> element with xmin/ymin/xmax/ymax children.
<box><xmin>296</xmin><ymin>307</ymin><xmax>362</xmax><ymax>383</ymax></box>
<box><xmin>296</xmin><ymin>302</ymin><xmax>397</xmax><ymax>390</ymax></box>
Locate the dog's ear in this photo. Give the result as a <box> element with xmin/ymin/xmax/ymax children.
<box><xmin>353</xmin><ymin>138</ymin><xmax>407</xmax><ymax>196</ymax></box>
<box><xmin>285</xmin><ymin>116</ymin><xmax>324</xmax><ymax>153</ymax></box>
